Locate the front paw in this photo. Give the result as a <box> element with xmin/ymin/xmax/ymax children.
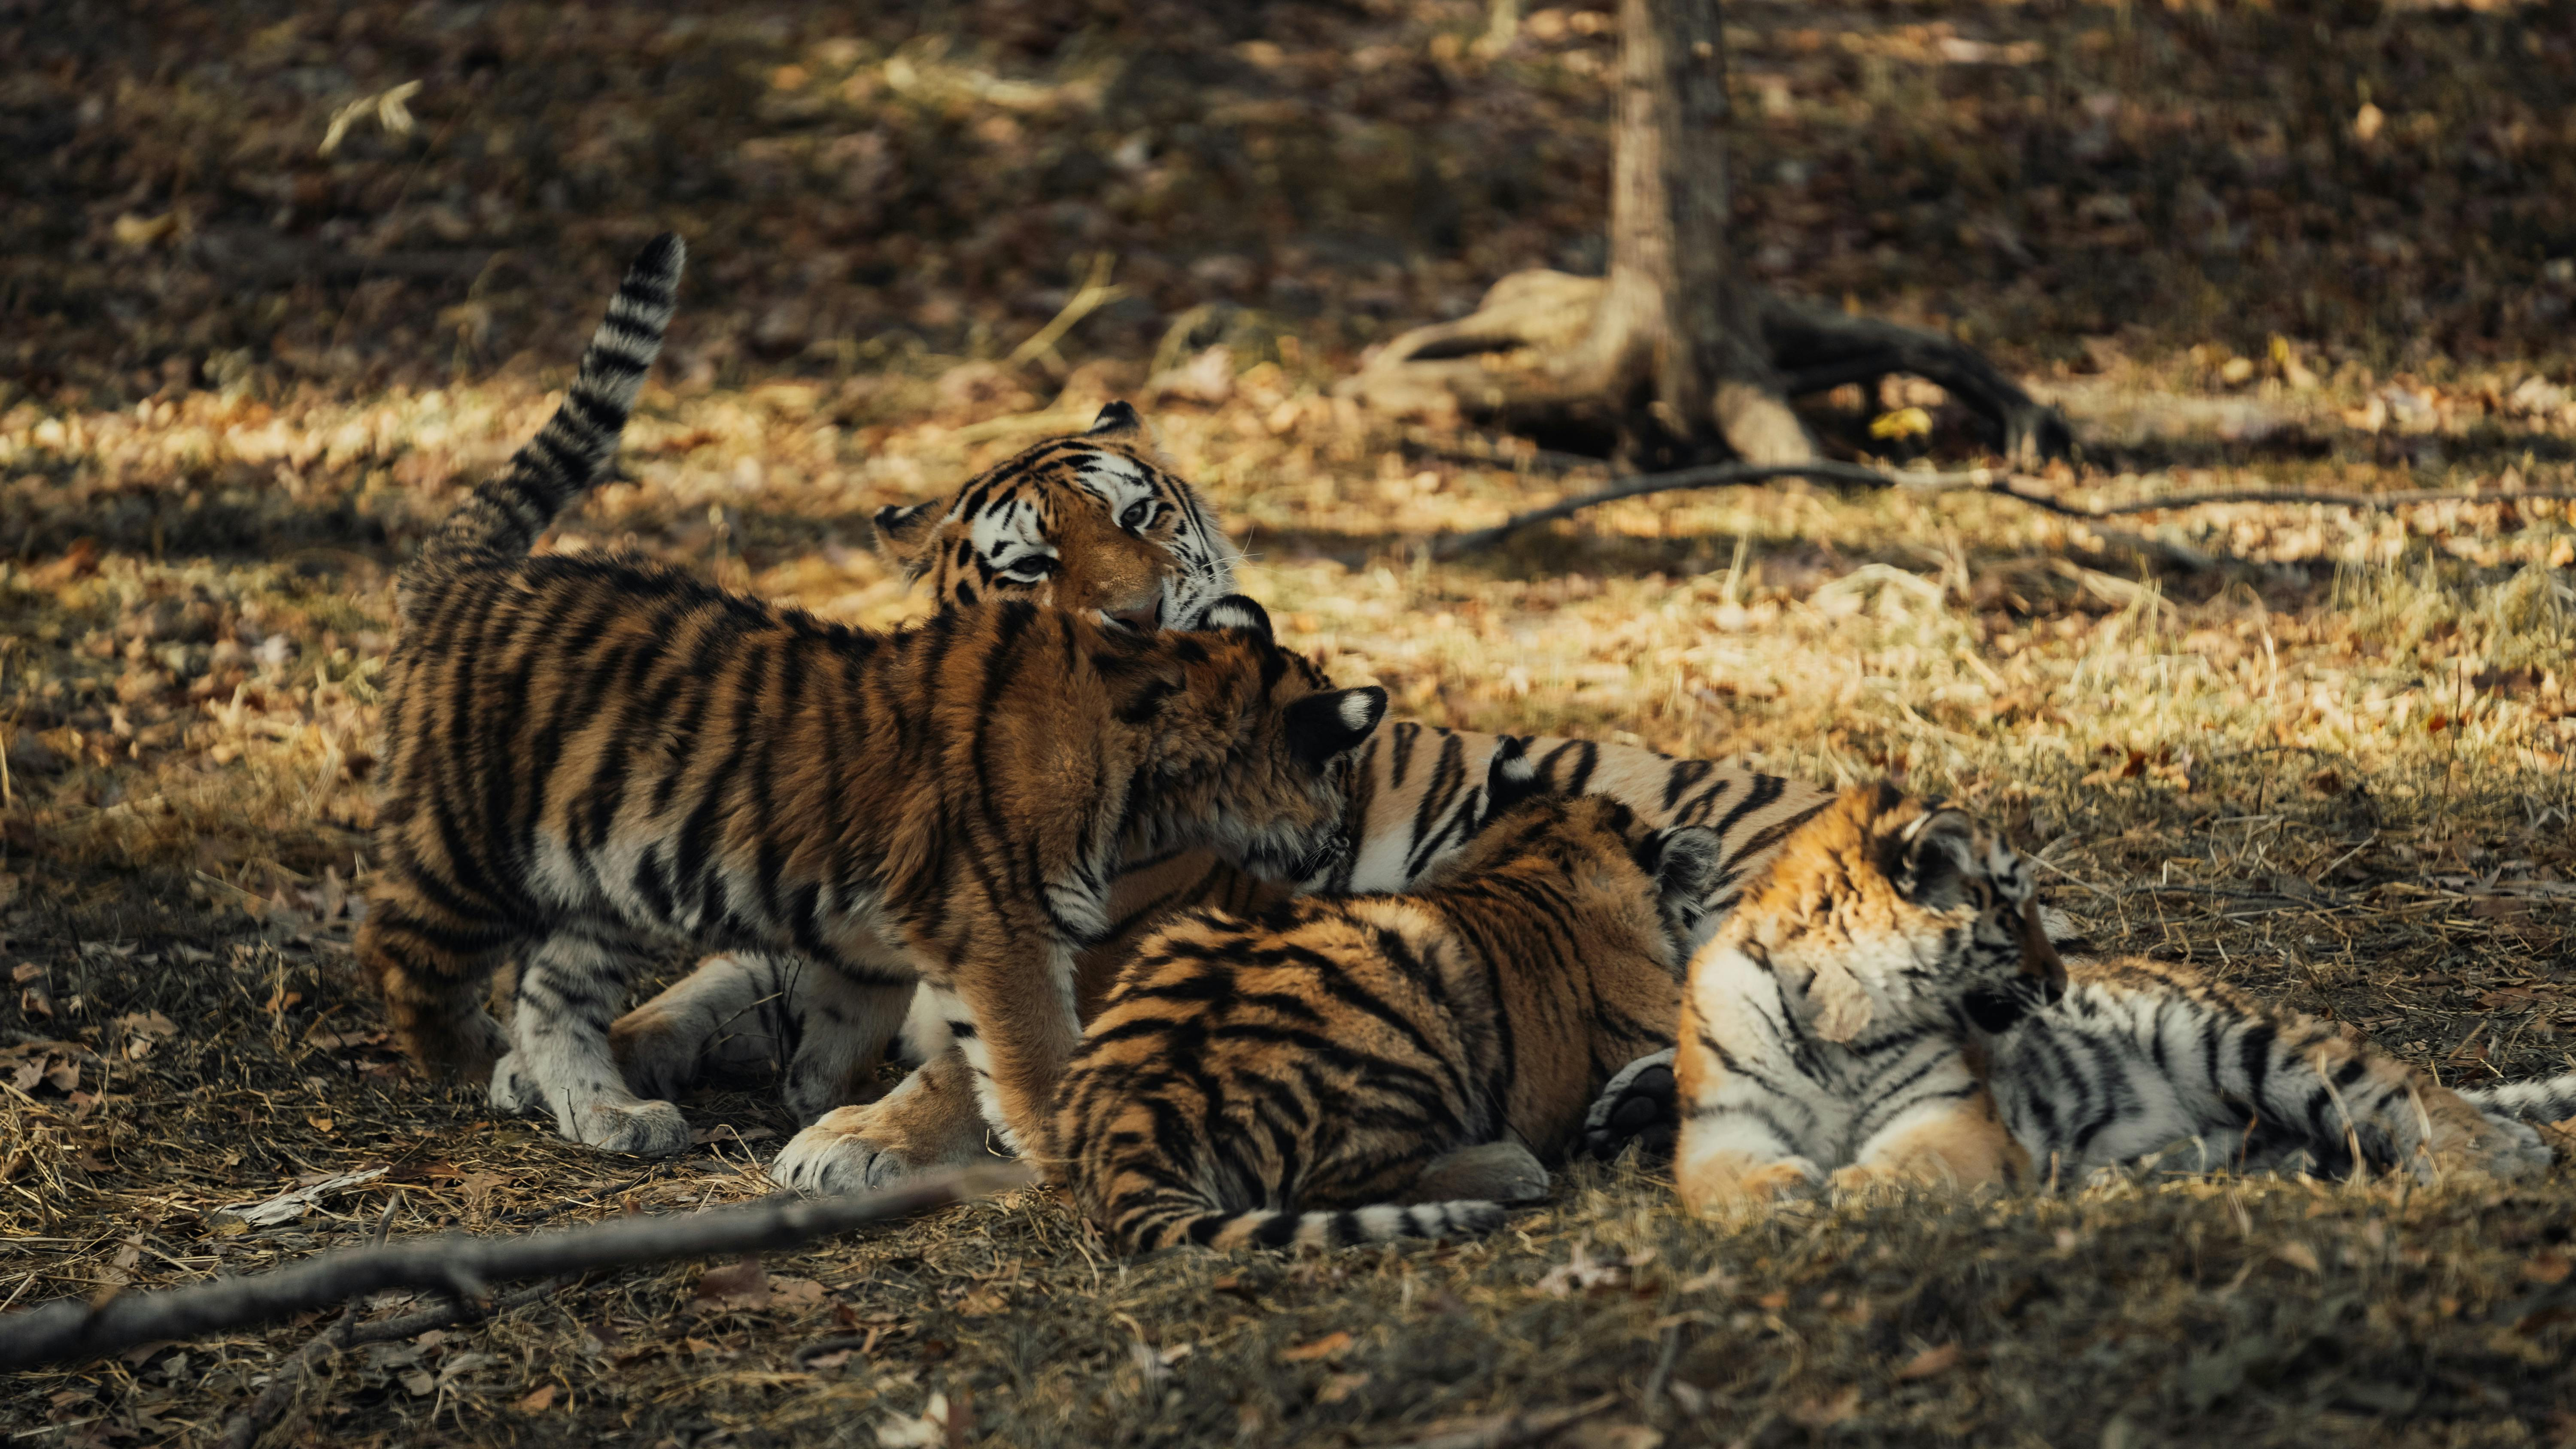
<box><xmin>489</xmin><ymin>1050</ymin><xmax>540</xmax><ymax>1115</ymax></box>
<box><xmin>1583</xmin><ymin>1049</ymin><xmax>1678</xmax><ymax>1161</ymax></box>
<box><xmin>608</xmin><ymin>1005</ymin><xmax>703</xmax><ymax>1102</ymax></box>
<box><xmin>2471</xmin><ymin>1116</ymin><xmax>2554</xmax><ymax>1182</ymax></box>
<box><xmin>574</xmin><ymin>1097</ymin><xmax>694</xmax><ymax>1157</ymax></box>
<box><xmin>1741</xmin><ymin>1158</ymin><xmax>1826</xmax><ymax>1201</ymax></box>
<box><xmin>772</xmin><ymin>1105</ymin><xmax>986</xmax><ymax>1197</ymax></box>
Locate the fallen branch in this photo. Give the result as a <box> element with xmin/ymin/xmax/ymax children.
<box><xmin>0</xmin><ymin>1164</ymin><xmax>1030</xmax><ymax>1372</ymax></box>
<box><xmin>1429</xmin><ymin>458</ymin><xmax>2576</xmax><ymax>558</ymax></box>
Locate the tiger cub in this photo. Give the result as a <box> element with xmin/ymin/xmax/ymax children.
<box><xmin>722</xmin><ymin>728</ymin><xmax>1847</xmax><ymax>1196</ymax></box>
<box><xmin>1049</xmin><ymin>761</ymin><xmax>1725</xmax><ymax>1252</ymax></box>
<box><xmin>609</xmin><ymin>400</ymin><xmax>1245</xmax><ymax>1124</ymax></box>
<box><xmin>358</xmin><ymin>234</ymin><xmax>1389</xmax><ymax>1158</ymax></box>
<box><xmin>1671</xmin><ymin>784</ymin><xmax>2551</xmax><ymax>1211</ymax></box>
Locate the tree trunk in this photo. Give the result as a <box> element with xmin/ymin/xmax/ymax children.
<box><xmin>1340</xmin><ymin>0</ymin><xmax>2070</xmax><ymax>469</ymax></box>
<box><xmin>1573</xmin><ymin>0</ymin><xmax>1812</xmax><ymax>464</ymax></box>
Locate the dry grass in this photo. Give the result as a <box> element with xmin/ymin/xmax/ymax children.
<box><xmin>7</xmin><ymin>0</ymin><xmax>2576</xmax><ymax>1444</ymax></box>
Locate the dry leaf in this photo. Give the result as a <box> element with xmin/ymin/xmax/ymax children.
<box><xmin>512</xmin><ymin>1383</ymin><xmax>556</xmax><ymax>1414</ymax></box>
<box><xmin>1789</xmin><ymin>1386</ymin><xmax>1861</xmax><ymax>1428</ymax></box>
<box><xmin>1316</xmin><ymin>1372</ymin><xmax>1370</xmax><ymax>1405</ymax></box>
<box><xmin>1536</xmin><ymin>1240</ymin><xmax>1629</xmax><ymax>1297</ymax></box>
<box><xmin>694</xmin><ymin>1257</ymin><xmax>770</xmax><ymax>1310</ymax></box>
<box><xmin>1895</xmin><ymin>1343</ymin><xmax>1961</xmax><ymax>1380</ymax></box>
<box><xmin>2524</xmin><ymin>1252</ymin><xmax>2571</xmax><ymax>1285</ymax></box>
<box><xmin>43</xmin><ymin>1061</ymin><xmax>77</xmax><ymax>1093</ymax></box>
<box><xmin>1280</xmin><ymin>1330</ymin><xmax>1353</xmax><ymax>1363</ymax></box>
<box><xmin>2275</xmin><ymin>1240</ymin><xmax>2321</xmax><ymax>1275</ymax></box>
<box><xmin>769</xmin><ymin>1276</ymin><xmax>830</xmax><ymax>1308</ymax></box>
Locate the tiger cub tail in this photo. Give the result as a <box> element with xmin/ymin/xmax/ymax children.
<box><xmin>404</xmin><ymin>233</ymin><xmax>684</xmax><ymax>609</ymax></box>
<box><xmin>2460</xmin><ymin>1073</ymin><xmax>2576</xmax><ymax>1130</ymax></box>
<box><xmin>1135</xmin><ymin>1199</ymin><xmax>1508</xmax><ymax>1252</ymax></box>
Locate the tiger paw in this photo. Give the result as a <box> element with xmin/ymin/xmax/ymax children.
<box><xmin>573</xmin><ymin>1097</ymin><xmax>694</xmax><ymax>1157</ymax></box>
<box><xmin>771</xmin><ymin>1106</ymin><xmax>987</xmax><ymax>1197</ymax></box>
<box><xmin>2464</xmin><ymin>1116</ymin><xmax>2553</xmax><ymax>1182</ymax></box>
<box><xmin>1582</xmin><ymin>1048</ymin><xmax>1678</xmax><ymax>1161</ymax></box>
<box><xmin>1739</xmin><ymin>1159</ymin><xmax>1825</xmax><ymax>1200</ymax></box>
<box><xmin>488</xmin><ymin>1050</ymin><xmax>541</xmax><ymax>1116</ymax></box>
<box><xmin>608</xmin><ymin>1003</ymin><xmax>704</xmax><ymax>1103</ymax></box>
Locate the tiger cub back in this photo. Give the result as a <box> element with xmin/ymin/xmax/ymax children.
<box><xmin>1051</xmin><ymin>774</ymin><xmax>1724</xmax><ymax>1253</ymax></box>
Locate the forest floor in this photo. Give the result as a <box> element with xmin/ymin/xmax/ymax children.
<box><xmin>5</xmin><ymin>0</ymin><xmax>2576</xmax><ymax>1445</ymax></box>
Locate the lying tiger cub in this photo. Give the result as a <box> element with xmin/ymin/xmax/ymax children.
<box><xmin>1050</xmin><ymin>756</ymin><xmax>1722</xmax><ymax>1251</ymax></box>
<box><xmin>1659</xmin><ymin>784</ymin><xmax>2556</xmax><ymax>1210</ymax></box>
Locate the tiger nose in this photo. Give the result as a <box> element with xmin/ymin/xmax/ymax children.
<box><xmin>1106</xmin><ymin>594</ymin><xmax>1163</xmax><ymax>632</ymax></box>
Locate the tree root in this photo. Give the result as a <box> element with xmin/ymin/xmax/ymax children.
<box><xmin>1340</xmin><ymin>269</ymin><xmax>2072</xmax><ymax>465</ymax></box>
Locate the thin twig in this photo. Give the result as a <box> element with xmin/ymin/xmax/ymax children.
<box><xmin>1430</xmin><ymin>456</ymin><xmax>2576</xmax><ymax>558</ymax></box>
<box><xmin>0</xmin><ymin>1164</ymin><xmax>1028</xmax><ymax>1370</ymax></box>
<box><xmin>1384</xmin><ymin>1394</ymin><xmax>1619</xmax><ymax>1449</ymax></box>
<box><xmin>220</xmin><ymin>1279</ymin><xmax>563</xmax><ymax>1449</ymax></box>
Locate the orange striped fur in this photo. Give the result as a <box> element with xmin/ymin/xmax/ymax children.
<box><xmin>358</xmin><ymin>238</ymin><xmax>1388</xmax><ymax>1158</ymax></box>
<box><xmin>1050</xmin><ymin>785</ymin><xmax>1722</xmax><ymax>1252</ymax></box>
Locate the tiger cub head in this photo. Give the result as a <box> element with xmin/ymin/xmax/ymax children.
<box><xmin>1436</xmin><ymin>759</ymin><xmax>1729</xmax><ymax>973</ymax></box>
<box><xmin>1141</xmin><ymin>594</ymin><xmax>1388</xmax><ymax>885</ymax></box>
<box><xmin>873</xmin><ymin>401</ymin><xmax>1240</xmax><ymax>631</ymax></box>
<box><xmin>1715</xmin><ymin>782</ymin><xmax>2065</xmax><ymax>1042</ymax></box>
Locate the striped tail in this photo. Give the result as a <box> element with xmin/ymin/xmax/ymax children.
<box><xmin>404</xmin><ymin>233</ymin><xmax>683</xmax><ymax>605</ymax></box>
<box><xmin>2460</xmin><ymin>1073</ymin><xmax>2576</xmax><ymax>1127</ymax></box>
<box><xmin>1166</xmin><ymin>1198</ymin><xmax>1507</xmax><ymax>1252</ymax></box>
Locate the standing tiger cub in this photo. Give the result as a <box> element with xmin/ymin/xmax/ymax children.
<box><xmin>359</xmin><ymin>234</ymin><xmax>1389</xmax><ymax>1158</ymax></box>
<box><xmin>1049</xmin><ymin>756</ymin><xmax>1723</xmax><ymax>1252</ymax></box>
<box><xmin>1670</xmin><ymin>784</ymin><xmax>2553</xmax><ymax>1213</ymax></box>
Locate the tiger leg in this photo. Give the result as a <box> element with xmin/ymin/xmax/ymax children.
<box><xmin>1673</xmin><ymin>973</ymin><xmax>1826</xmax><ymax>1213</ymax></box>
<box><xmin>611</xmin><ymin>952</ymin><xmax>915</xmax><ymax>1125</ymax></box>
<box><xmin>923</xmin><ymin>938</ymin><xmax>1085</xmax><ymax>1161</ymax></box>
<box><xmin>491</xmin><ymin>925</ymin><xmax>692</xmax><ymax>1156</ymax></box>
<box><xmin>611</xmin><ymin>951</ymin><xmax>804</xmax><ymax>1099</ymax></box>
<box><xmin>356</xmin><ymin>890</ymin><xmax>513</xmax><ymax>1081</ymax></box>
<box><xmin>779</xmin><ymin>971</ymin><xmax>915</xmax><ymax>1125</ymax></box>
<box><xmin>1832</xmin><ymin>1088</ymin><xmax>2029</xmax><ymax>1195</ymax></box>
<box><xmin>2276</xmin><ymin>1034</ymin><xmax>2549</xmax><ymax>1184</ymax></box>
<box><xmin>770</xmin><ymin>1047</ymin><xmax>993</xmax><ymax>1195</ymax></box>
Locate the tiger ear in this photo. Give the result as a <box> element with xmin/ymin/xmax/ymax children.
<box><xmin>872</xmin><ymin>500</ymin><xmax>942</xmax><ymax>558</ymax></box>
<box><xmin>1894</xmin><ymin>808</ymin><xmax>1979</xmax><ymax>911</ymax></box>
<box><xmin>1478</xmin><ymin>737</ymin><xmax>1543</xmax><ymax>823</ymax></box>
<box><xmin>1285</xmin><ymin>686</ymin><xmax>1387</xmax><ymax>770</ymax></box>
<box><xmin>1648</xmin><ymin>825</ymin><xmax>1724</xmax><ymax>909</ymax></box>
<box><xmin>1199</xmin><ymin>594</ymin><xmax>1273</xmax><ymax>641</ymax></box>
<box><xmin>1088</xmin><ymin>400</ymin><xmax>1144</xmax><ymax>437</ymax></box>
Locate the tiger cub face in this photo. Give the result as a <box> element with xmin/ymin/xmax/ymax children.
<box><xmin>873</xmin><ymin>401</ymin><xmax>1239</xmax><ymax>631</ymax></box>
<box><xmin>1153</xmin><ymin>598</ymin><xmax>1386</xmax><ymax>884</ymax></box>
<box><xmin>1718</xmin><ymin>782</ymin><xmax>2065</xmax><ymax>1042</ymax></box>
